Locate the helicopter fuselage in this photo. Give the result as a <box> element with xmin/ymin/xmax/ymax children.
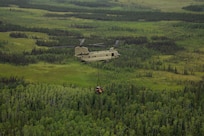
<box><xmin>75</xmin><ymin>46</ymin><xmax>120</xmax><ymax>62</ymax></box>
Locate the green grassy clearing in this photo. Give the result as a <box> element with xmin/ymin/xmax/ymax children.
<box><xmin>1</xmin><ymin>62</ymin><xmax>200</xmax><ymax>91</ymax></box>
<box><xmin>0</xmin><ymin>32</ymin><xmax>48</xmax><ymax>52</ymax></box>
<box><xmin>0</xmin><ymin>7</ymin><xmax>203</xmax><ymax>39</ymax></box>
<box><xmin>0</xmin><ymin>62</ymin><xmax>98</xmax><ymax>87</ymax></box>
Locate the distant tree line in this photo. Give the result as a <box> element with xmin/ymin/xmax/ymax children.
<box><xmin>9</xmin><ymin>32</ymin><xmax>28</xmax><ymax>38</ymax></box>
<box><xmin>17</xmin><ymin>3</ymin><xmax>204</xmax><ymax>22</ymax></box>
<box><xmin>113</xmin><ymin>36</ymin><xmax>182</xmax><ymax>54</ymax></box>
<box><xmin>0</xmin><ymin>51</ymin><xmax>36</xmax><ymax>65</ymax></box>
<box><xmin>173</xmin><ymin>22</ymin><xmax>204</xmax><ymax>29</ymax></box>
<box><xmin>183</xmin><ymin>4</ymin><xmax>204</xmax><ymax>12</ymax></box>
<box><xmin>108</xmin><ymin>26</ymin><xmax>138</xmax><ymax>32</ymax></box>
<box><xmin>1</xmin><ymin>0</ymin><xmax>204</xmax><ymax>22</ymax></box>
<box><xmin>0</xmin><ymin>48</ymin><xmax>73</xmax><ymax>65</ymax></box>
<box><xmin>70</xmin><ymin>24</ymin><xmax>96</xmax><ymax>29</ymax></box>
<box><xmin>116</xmin><ymin>36</ymin><xmax>148</xmax><ymax>45</ymax></box>
<box><xmin>70</xmin><ymin>1</ymin><xmax>114</xmax><ymax>8</ymax></box>
<box><xmin>35</xmin><ymin>40</ymin><xmax>59</xmax><ymax>47</ymax></box>
<box><xmin>44</xmin><ymin>11</ymin><xmax>204</xmax><ymax>22</ymax></box>
<box><xmin>0</xmin><ymin>21</ymin><xmax>81</xmax><ymax>38</ymax></box>
<box><xmin>0</xmin><ymin>76</ymin><xmax>27</xmax><ymax>89</ymax></box>
<box><xmin>147</xmin><ymin>36</ymin><xmax>183</xmax><ymax>54</ymax></box>
<box><xmin>0</xmin><ymin>20</ymin><xmax>82</xmax><ymax>53</ymax></box>
<box><xmin>0</xmin><ymin>0</ymin><xmax>30</xmax><ymax>6</ymax></box>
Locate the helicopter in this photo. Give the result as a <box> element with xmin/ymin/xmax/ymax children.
<box><xmin>75</xmin><ymin>39</ymin><xmax>120</xmax><ymax>62</ymax></box>
<box><xmin>74</xmin><ymin>39</ymin><xmax>120</xmax><ymax>94</ymax></box>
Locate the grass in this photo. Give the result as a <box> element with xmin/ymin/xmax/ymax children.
<box><xmin>0</xmin><ymin>32</ymin><xmax>48</xmax><ymax>52</ymax></box>
<box><xmin>0</xmin><ymin>7</ymin><xmax>202</xmax><ymax>39</ymax></box>
<box><xmin>1</xmin><ymin>60</ymin><xmax>201</xmax><ymax>91</ymax></box>
<box><xmin>0</xmin><ymin>62</ymin><xmax>98</xmax><ymax>87</ymax></box>
<box><xmin>123</xmin><ymin>69</ymin><xmax>201</xmax><ymax>91</ymax></box>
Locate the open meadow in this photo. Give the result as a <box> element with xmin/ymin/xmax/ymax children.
<box><xmin>0</xmin><ymin>0</ymin><xmax>204</xmax><ymax>135</ymax></box>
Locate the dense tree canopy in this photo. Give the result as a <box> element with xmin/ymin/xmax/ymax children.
<box><xmin>0</xmin><ymin>80</ymin><xmax>204</xmax><ymax>136</ymax></box>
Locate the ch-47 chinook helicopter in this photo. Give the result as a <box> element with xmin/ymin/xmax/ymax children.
<box><xmin>75</xmin><ymin>39</ymin><xmax>120</xmax><ymax>62</ymax></box>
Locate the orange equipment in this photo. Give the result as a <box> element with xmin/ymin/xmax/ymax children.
<box><xmin>96</xmin><ymin>86</ymin><xmax>103</xmax><ymax>94</ymax></box>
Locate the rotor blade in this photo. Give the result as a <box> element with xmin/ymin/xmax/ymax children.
<box><xmin>51</xmin><ymin>45</ymin><xmax>75</xmax><ymax>48</ymax></box>
<box><xmin>88</xmin><ymin>43</ymin><xmax>105</xmax><ymax>47</ymax></box>
<box><xmin>114</xmin><ymin>40</ymin><xmax>119</xmax><ymax>47</ymax></box>
<box><xmin>79</xmin><ymin>38</ymin><xmax>85</xmax><ymax>46</ymax></box>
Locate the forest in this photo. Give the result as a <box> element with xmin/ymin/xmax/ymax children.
<box><xmin>0</xmin><ymin>0</ymin><xmax>204</xmax><ymax>135</ymax></box>
<box><xmin>0</xmin><ymin>78</ymin><xmax>204</xmax><ymax>135</ymax></box>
